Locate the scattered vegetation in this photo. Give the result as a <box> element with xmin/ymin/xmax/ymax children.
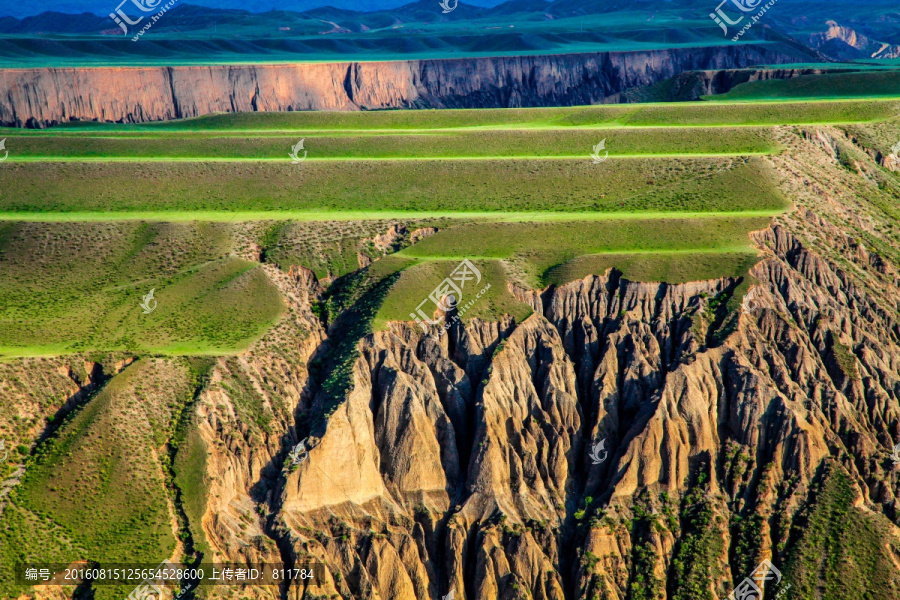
<box><xmin>669</xmin><ymin>471</ymin><xmax>725</xmax><ymax>600</ymax></box>
<box><xmin>0</xmin><ymin>156</ymin><xmax>785</xmax><ymax>216</ymax></box>
<box><xmin>2</xmin><ymin>127</ymin><xmax>777</xmax><ymax>160</ymax></box>
<box><xmin>713</xmin><ymin>71</ymin><xmax>900</xmax><ymax>102</ymax></box>
<box><xmin>781</xmin><ymin>463</ymin><xmax>900</xmax><ymax>598</ymax></box>
<box><xmin>19</xmin><ymin>98</ymin><xmax>895</xmax><ymax>133</ymax></box>
<box><xmin>0</xmin><ymin>359</ymin><xmax>194</xmax><ymax>600</ymax></box>
<box><xmin>374</xmin><ymin>259</ymin><xmax>531</xmax><ymax>329</ymax></box>
<box><xmin>0</xmin><ymin>222</ymin><xmax>284</xmax><ymax>356</ymax></box>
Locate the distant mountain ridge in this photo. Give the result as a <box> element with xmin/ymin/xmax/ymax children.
<box><xmin>0</xmin><ymin>0</ymin><xmax>505</xmax><ymax>19</ymax></box>
<box><xmin>0</xmin><ymin>0</ymin><xmax>896</xmax><ymax>66</ymax></box>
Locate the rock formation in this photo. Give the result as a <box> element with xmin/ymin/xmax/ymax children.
<box><xmin>0</xmin><ymin>43</ymin><xmax>812</xmax><ymax>127</ymax></box>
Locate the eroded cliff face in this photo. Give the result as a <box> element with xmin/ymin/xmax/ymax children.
<box><xmin>226</xmin><ymin>125</ymin><xmax>900</xmax><ymax>599</ymax></box>
<box><xmin>809</xmin><ymin>20</ymin><xmax>900</xmax><ymax>60</ymax></box>
<box><xmin>263</xmin><ymin>229</ymin><xmax>900</xmax><ymax>598</ymax></box>
<box><xmin>0</xmin><ymin>44</ymin><xmax>808</xmax><ymax>127</ymax></box>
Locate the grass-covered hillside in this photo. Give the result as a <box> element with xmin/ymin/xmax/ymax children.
<box><xmin>0</xmin><ymin>222</ymin><xmax>284</xmax><ymax>357</ymax></box>
<box><xmin>0</xmin><ymin>97</ymin><xmax>897</xmax><ymax>357</ymax></box>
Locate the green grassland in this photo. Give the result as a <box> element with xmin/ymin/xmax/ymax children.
<box><xmin>0</xmin><ymin>222</ymin><xmax>284</xmax><ymax>357</ymax></box>
<box><xmin>373</xmin><ymin>259</ymin><xmax>533</xmax><ymax>330</ymax></box>
<box><xmin>712</xmin><ymin>70</ymin><xmax>900</xmax><ymax>102</ymax></box>
<box><xmin>781</xmin><ymin>463</ymin><xmax>900</xmax><ymax>598</ymax></box>
<box><xmin>0</xmin><ymin>127</ymin><xmax>777</xmax><ymax>160</ymax></box>
<box><xmin>398</xmin><ymin>218</ymin><xmax>769</xmax><ymax>285</ymax></box>
<box><xmin>542</xmin><ymin>250</ymin><xmax>761</xmax><ymax>287</ymax></box>
<box><xmin>0</xmin><ymin>157</ymin><xmax>784</xmax><ymax>216</ymax></box>
<box><xmin>14</xmin><ymin>98</ymin><xmax>895</xmax><ymax>135</ymax></box>
<box><xmin>370</xmin><ymin>218</ymin><xmax>767</xmax><ymax>328</ymax></box>
<box><xmin>5</xmin><ymin>97</ymin><xmax>897</xmax><ymax>357</ymax></box>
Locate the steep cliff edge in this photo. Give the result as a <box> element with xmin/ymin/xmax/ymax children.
<box><xmin>0</xmin><ymin>44</ymin><xmax>810</xmax><ymax>127</ymax></box>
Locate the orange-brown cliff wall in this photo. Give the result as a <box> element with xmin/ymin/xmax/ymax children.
<box><xmin>0</xmin><ymin>44</ymin><xmax>805</xmax><ymax>126</ymax></box>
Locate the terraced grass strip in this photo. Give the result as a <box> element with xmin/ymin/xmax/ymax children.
<box><xmin>31</xmin><ymin>98</ymin><xmax>898</xmax><ymax>133</ymax></box>
<box><xmin>711</xmin><ymin>70</ymin><xmax>900</xmax><ymax>102</ymax></box>
<box><xmin>0</xmin><ymin>209</ymin><xmax>787</xmax><ymax>222</ymax></box>
<box><xmin>374</xmin><ymin>259</ymin><xmax>532</xmax><ymax>331</ymax></box>
<box><xmin>399</xmin><ymin>218</ymin><xmax>770</xmax><ymax>284</ymax></box>
<box><xmin>541</xmin><ymin>250</ymin><xmax>760</xmax><ymax>287</ymax></box>
<box><xmin>0</xmin><ymin>157</ymin><xmax>786</xmax><ymax>215</ymax></box>
<box><xmin>0</xmin><ymin>127</ymin><xmax>777</xmax><ymax>160</ymax></box>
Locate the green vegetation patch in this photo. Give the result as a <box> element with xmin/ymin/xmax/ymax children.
<box><xmin>0</xmin><ymin>157</ymin><xmax>784</xmax><ymax>216</ymax></box>
<box><xmin>400</xmin><ymin>218</ymin><xmax>769</xmax><ymax>286</ymax></box>
<box><xmin>32</xmin><ymin>98</ymin><xmax>898</xmax><ymax>133</ymax></box>
<box><xmin>0</xmin><ymin>127</ymin><xmax>776</xmax><ymax>160</ymax></box>
<box><xmin>303</xmin><ymin>256</ymin><xmax>413</xmax><ymax>433</ymax></box>
<box><xmin>781</xmin><ymin>463</ymin><xmax>900</xmax><ymax>598</ymax></box>
<box><xmin>256</xmin><ymin>219</ymin><xmax>445</xmax><ymax>280</ymax></box>
<box><xmin>670</xmin><ymin>472</ymin><xmax>726</xmax><ymax>600</ymax></box>
<box><xmin>543</xmin><ymin>250</ymin><xmax>760</xmax><ymax>287</ymax></box>
<box><xmin>172</xmin><ymin>417</ymin><xmax>211</xmax><ymax>560</ymax></box>
<box><xmin>0</xmin><ymin>222</ymin><xmax>284</xmax><ymax>357</ymax></box>
<box><xmin>0</xmin><ymin>359</ymin><xmax>193</xmax><ymax>600</ymax></box>
<box><xmin>374</xmin><ymin>259</ymin><xmax>532</xmax><ymax>330</ymax></box>
<box><xmin>712</xmin><ymin>70</ymin><xmax>900</xmax><ymax>102</ymax></box>
<box><xmin>626</xmin><ymin>99</ymin><xmax>900</xmax><ymax>127</ymax></box>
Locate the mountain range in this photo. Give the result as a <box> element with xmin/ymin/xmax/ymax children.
<box><xmin>1</xmin><ymin>0</ymin><xmax>899</xmax><ymax>67</ymax></box>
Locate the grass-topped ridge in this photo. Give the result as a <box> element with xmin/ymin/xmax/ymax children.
<box><xmin>18</xmin><ymin>98</ymin><xmax>897</xmax><ymax>134</ymax></box>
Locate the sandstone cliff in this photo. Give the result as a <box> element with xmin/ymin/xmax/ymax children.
<box><xmin>0</xmin><ymin>44</ymin><xmax>809</xmax><ymax>127</ymax></box>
